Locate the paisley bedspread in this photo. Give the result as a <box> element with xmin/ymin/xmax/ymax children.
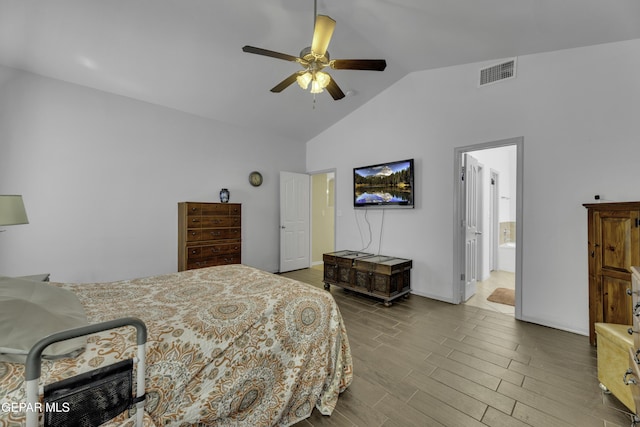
<box><xmin>0</xmin><ymin>264</ymin><xmax>353</xmax><ymax>426</ymax></box>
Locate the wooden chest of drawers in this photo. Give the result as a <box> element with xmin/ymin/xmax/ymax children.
<box><xmin>178</xmin><ymin>202</ymin><xmax>241</xmax><ymax>271</ymax></box>
<box><xmin>323</xmin><ymin>251</ymin><xmax>412</xmax><ymax>306</ymax></box>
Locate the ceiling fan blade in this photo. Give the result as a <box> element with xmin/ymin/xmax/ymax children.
<box><xmin>325</xmin><ymin>78</ymin><xmax>345</xmax><ymax>100</ymax></box>
<box><xmin>311</xmin><ymin>15</ymin><xmax>336</xmax><ymax>57</ymax></box>
<box><xmin>270</xmin><ymin>72</ymin><xmax>301</xmax><ymax>93</ymax></box>
<box><xmin>242</xmin><ymin>45</ymin><xmax>300</xmax><ymax>62</ymax></box>
<box><xmin>330</xmin><ymin>59</ymin><xmax>387</xmax><ymax>71</ymax></box>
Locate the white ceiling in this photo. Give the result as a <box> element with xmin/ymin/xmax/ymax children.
<box><xmin>1</xmin><ymin>0</ymin><xmax>639</xmax><ymax>142</ymax></box>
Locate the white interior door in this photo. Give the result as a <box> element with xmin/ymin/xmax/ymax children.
<box><xmin>463</xmin><ymin>153</ymin><xmax>480</xmax><ymax>301</ymax></box>
<box><xmin>279</xmin><ymin>171</ymin><xmax>310</xmax><ymax>272</ymax></box>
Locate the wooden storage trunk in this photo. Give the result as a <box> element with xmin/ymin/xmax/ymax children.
<box><xmin>354</xmin><ymin>255</ymin><xmax>412</xmax><ymax>300</ymax></box>
<box><xmin>323</xmin><ymin>251</ymin><xmax>373</xmax><ymax>286</ymax></box>
<box><xmin>323</xmin><ymin>251</ymin><xmax>411</xmax><ymax>306</ymax></box>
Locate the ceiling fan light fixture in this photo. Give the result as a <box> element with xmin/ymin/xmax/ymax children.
<box><xmin>298</xmin><ymin>70</ymin><xmax>331</xmax><ymax>93</ymax></box>
<box><xmin>315</xmin><ymin>71</ymin><xmax>331</xmax><ymax>88</ymax></box>
<box><xmin>310</xmin><ymin>79</ymin><xmax>324</xmax><ymax>94</ymax></box>
<box><xmin>297</xmin><ymin>72</ymin><xmax>312</xmax><ymax>89</ymax></box>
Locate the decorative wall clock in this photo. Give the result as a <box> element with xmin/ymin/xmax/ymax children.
<box><xmin>249</xmin><ymin>171</ymin><xmax>263</xmax><ymax>187</ymax></box>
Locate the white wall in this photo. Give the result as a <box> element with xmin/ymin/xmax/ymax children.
<box><xmin>0</xmin><ymin>66</ymin><xmax>305</xmax><ymax>281</ymax></box>
<box><xmin>307</xmin><ymin>39</ymin><xmax>640</xmax><ymax>335</ymax></box>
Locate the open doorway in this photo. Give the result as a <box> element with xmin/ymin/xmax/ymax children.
<box><xmin>453</xmin><ymin>137</ymin><xmax>523</xmax><ymax>319</ymax></box>
<box><xmin>310</xmin><ymin>171</ymin><xmax>336</xmax><ymax>271</ymax></box>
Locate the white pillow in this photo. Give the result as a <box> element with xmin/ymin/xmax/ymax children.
<box><xmin>0</xmin><ymin>276</ymin><xmax>88</xmax><ymax>363</ymax></box>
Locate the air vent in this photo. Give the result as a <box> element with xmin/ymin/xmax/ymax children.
<box><xmin>479</xmin><ymin>58</ymin><xmax>516</xmax><ymax>86</ymax></box>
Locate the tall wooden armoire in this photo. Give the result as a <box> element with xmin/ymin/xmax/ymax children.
<box><xmin>584</xmin><ymin>202</ymin><xmax>640</xmax><ymax>344</ymax></box>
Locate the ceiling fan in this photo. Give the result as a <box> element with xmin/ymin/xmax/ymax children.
<box><xmin>242</xmin><ymin>3</ymin><xmax>386</xmax><ymax>100</ymax></box>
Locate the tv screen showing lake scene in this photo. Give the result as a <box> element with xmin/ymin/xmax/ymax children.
<box><xmin>353</xmin><ymin>159</ymin><xmax>414</xmax><ymax>208</ymax></box>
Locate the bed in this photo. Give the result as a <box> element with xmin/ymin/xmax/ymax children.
<box><xmin>0</xmin><ymin>264</ymin><xmax>353</xmax><ymax>426</ymax></box>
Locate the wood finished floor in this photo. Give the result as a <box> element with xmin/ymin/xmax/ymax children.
<box><xmin>282</xmin><ymin>268</ymin><xmax>633</xmax><ymax>427</ymax></box>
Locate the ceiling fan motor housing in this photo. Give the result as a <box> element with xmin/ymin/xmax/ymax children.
<box><xmin>300</xmin><ymin>47</ymin><xmax>329</xmax><ymax>67</ymax></box>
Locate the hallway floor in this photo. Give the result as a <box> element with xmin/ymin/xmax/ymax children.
<box><xmin>464</xmin><ymin>270</ymin><xmax>515</xmax><ymax>315</ymax></box>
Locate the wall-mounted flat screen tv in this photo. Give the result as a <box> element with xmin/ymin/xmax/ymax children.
<box><xmin>353</xmin><ymin>158</ymin><xmax>414</xmax><ymax>208</ymax></box>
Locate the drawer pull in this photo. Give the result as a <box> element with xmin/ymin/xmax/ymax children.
<box><xmin>628</xmin><ymin>327</ymin><xmax>639</xmax><ymax>335</ymax></box>
<box><xmin>211</xmin><ymin>231</ymin><xmax>221</xmax><ymax>236</ymax></box>
<box><xmin>634</xmin><ymin>302</ymin><xmax>640</xmax><ymax>317</ymax></box>
<box><xmin>191</xmin><ymin>250</ymin><xmax>197</xmax><ymax>254</ymax></box>
<box><xmin>624</xmin><ymin>368</ymin><xmax>637</xmax><ymax>385</ymax></box>
<box><xmin>635</xmin><ymin>349</ymin><xmax>640</xmax><ymax>365</ymax></box>
<box><xmin>191</xmin><ymin>232</ymin><xmax>197</xmax><ymax>236</ymax></box>
<box><xmin>628</xmin><ymin>288</ymin><xmax>640</xmax><ymax>296</ymax></box>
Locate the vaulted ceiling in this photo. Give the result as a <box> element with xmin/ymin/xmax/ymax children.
<box><xmin>1</xmin><ymin>0</ymin><xmax>639</xmax><ymax>142</ymax></box>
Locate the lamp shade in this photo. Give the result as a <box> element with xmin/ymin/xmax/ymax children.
<box><xmin>296</xmin><ymin>72</ymin><xmax>312</xmax><ymax>89</ymax></box>
<box><xmin>0</xmin><ymin>195</ymin><xmax>29</xmax><ymax>226</ymax></box>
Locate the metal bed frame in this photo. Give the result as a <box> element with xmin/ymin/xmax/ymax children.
<box><xmin>25</xmin><ymin>317</ymin><xmax>147</xmax><ymax>427</ymax></box>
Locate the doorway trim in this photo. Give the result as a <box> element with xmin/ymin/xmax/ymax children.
<box><xmin>489</xmin><ymin>169</ymin><xmax>500</xmax><ymax>272</ymax></box>
<box><xmin>308</xmin><ymin>168</ymin><xmax>337</xmax><ymax>268</ymax></box>
<box><xmin>453</xmin><ymin>136</ymin><xmax>524</xmax><ymax>320</ymax></box>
